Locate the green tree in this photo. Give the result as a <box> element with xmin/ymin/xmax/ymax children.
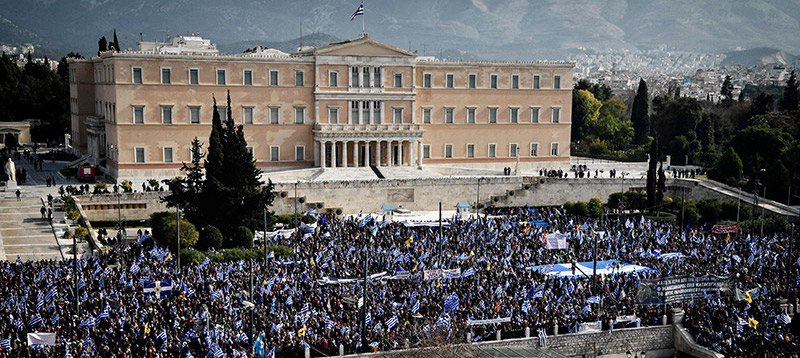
<box><xmin>749</xmin><ymin>92</ymin><xmax>774</xmax><ymax>117</ymax></box>
<box><xmin>163</xmin><ymin>137</ymin><xmax>205</xmax><ymax>224</ymax></box>
<box><xmin>657</xmin><ymin>163</ymin><xmax>666</xmax><ymax>204</ymax></box>
<box><xmin>780</xmin><ymin>71</ymin><xmax>799</xmax><ymax>111</ymax></box>
<box><xmin>713</xmin><ymin>147</ymin><xmax>743</xmax><ymax>186</ymax></box>
<box><xmin>587</xmin><ymin>98</ymin><xmax>633</xmax><ymax>150</ymax></box>
<box><xmin>111</xmin><ymin>29</ymin><xmax>121</xmax><ymax>52</ymax></box>
<box><xmin>233</xmin><ymin>226</ymin><xmax>254</xmax><ymax>248</ymax></box>
<box><xmin>729</xmin><ymin>126</ymin><xmax>793</xmax><ymax>184</ymax></box>
<box><xmin>631</xmin><ymin>78</ymin><xmax>650</xmax><ymax>144</ymax></box>
<box><xmin>98</xmin><ymin>36</ymin><xmax>108</xmax><ymax>54</ymax></box>
<box><xmin>721</xmin><ymin>75</ymin><xmax>733</xmax><ymax>98</ymax></box>
<box><xmin>766</xmin><ymin>159</ymin><xmax>790</xmax><ymax>204</ymax></box>
<box><xmin>198</xmin><ymin>225</ymin><xmax>223</xmax><ymax>251</ymax></box>
<box><xmin>201</xmin><ymin>91</ymin><xmax>276</xmax><ymax>244</ymax></box>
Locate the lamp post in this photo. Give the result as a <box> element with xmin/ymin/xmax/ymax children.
<box><xmin>262</xmin><ymin>205</ymin><xmax>274</xmax><ymax>268</ymax></box>
<box><xmin>475</xmin><ymin>177</ymin><xmax>481</xmax><ymax>217</ymax></box>
<box><xmin>176</xmin><ymin>203</ymin><xmax>180</xmax><ymax>274</ymax></box>
<box><xmin>294</xmin><ymin>181</ymin><xmax>299</xmax><ymax>237</ymax></box>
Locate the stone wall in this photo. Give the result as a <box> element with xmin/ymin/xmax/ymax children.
<box><xmin>543</xmin><ymin>325</ymin><xmax>673</xmax><ymax>357</ymax></box>
<box><xmin>75</xmin><ymin>192</ymin><xmax>168</xmax><ymax>222</ymax></box>
<box><xmin>74</xmin><ymin>177</ymin><xmax>797</xmax><ymax>221</ymax></box>
<box><xmin>342</xmin><ymin>325</ymin><xmax>675</xmax><ymax>358</ymax></box>
<box><xmin>271</xmin><ymin>177</ymin><xmax>651</xmax><ymax>215</ymax></box>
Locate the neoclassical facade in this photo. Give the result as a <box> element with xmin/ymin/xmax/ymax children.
<box><xmin>69</xmin><ymin>34</ymin><xmax>573</xmax><ymax>179</ymax></box>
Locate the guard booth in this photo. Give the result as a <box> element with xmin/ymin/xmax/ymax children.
<box><xmin>382</xmin><ymin>204</ymin><xmax>395</xmax><ymax>222</ymax></box>
<box><xmin>455</xmin><ymin>201</ymin><xmax>471</xmax><ymax>220</ymax></box>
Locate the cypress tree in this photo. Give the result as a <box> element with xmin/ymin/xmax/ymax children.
<box><xmin>631</xmin><ymin>78</ymin><xmax>650</xmax><ymax>144</ymax></box>
<box><xmin>98</xmin><ymin>36</ymin><xmax>108</xmax><ymax>55</ymax></box>
<box><xmin>111</xmin><ymin>29</ymin><xmax>121</xmax><ymax>52</ymax></box>
<box><xmin>780</xmin><ymin>71</ymin><xmax>799</xmax><ymax>112</ymax></box>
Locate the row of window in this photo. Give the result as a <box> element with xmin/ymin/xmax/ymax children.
<box><xmin>427</xmin><ymin>142</ymin><xmax>559</xmax><ymax>159</ymax></box>
<box><xmin>422</xmin><ymin>73</ymin><xmax>560</xmax><ymax>89</ymax></box>
<box><xmin>128</xmin><ymin>66</ymin><xmax>561</xmax><ymax>90</ymax></box>
<box><xmin>127</xmin><ymin>104</ymin><xmax>560</xmax><ymax>125</ymax></box>
<box><xmin>422</xmin><ymin>106</ymin><xmax>560</xmax><ymax>124</ymax></box>
<box><xmin>132</xmin><ymin>146</ymin><xmax>306</xmax><ymax>163</ymax></box>
<box><xmin>131</xmin><ymin>105</ymin><xmax>307</xmax><ymax>125</ymax></box>
<box><xmin>130</xmin><ymin>142</ymin><xmax>559</xmax><ymax>164</ymax></box>
<box><xmin>134</xmin><ymin>67</ymin><xmax>306</xmax><ymax>87</ymax></box>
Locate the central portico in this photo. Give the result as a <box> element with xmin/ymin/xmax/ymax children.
<box><xmin>306</xmin><ymin>34</ymin><xmax>421</xmax><ymax>169</ymax></box>
<box><xmin>313</xmin><ymin>123</ymin><xmax>424</xmax><ymax>168</ymax></box>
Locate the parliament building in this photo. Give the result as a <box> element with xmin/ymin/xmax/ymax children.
<box><xmin>68</xmin><ymin>34</ymin><xmax>573</xmax><ymax>180</ymax></box>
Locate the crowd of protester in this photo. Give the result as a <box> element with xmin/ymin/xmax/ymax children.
<box><xmin>0</xmin><ymin>206</ymin><xmax>797</xmax><ymax>357</ymax></box>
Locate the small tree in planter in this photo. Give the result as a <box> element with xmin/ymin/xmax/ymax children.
<box><xmin>148</xmin><ymin>179</ymin><xmax>160</xmax><ymax>191</ymax></box>
<box><xmin>121</xmin><ymin>180</ymin><xmax>133</xmax><ymax>193</ymax></box>
<box><xmin>94</xmin><ymin>181</ymin><xmax>107</xmax><ymax>194</ymax></box>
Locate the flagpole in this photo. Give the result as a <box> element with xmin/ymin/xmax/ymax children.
<box><xmin>361</xmin><ymin>0</ymin><xmax>365</xmax><ymax>35</ymax></box>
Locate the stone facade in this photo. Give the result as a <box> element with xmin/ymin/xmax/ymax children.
<box><xmin>68</xmin><ymin>34</ymin><xmax>574</xmax><ymax>180</ymax></box>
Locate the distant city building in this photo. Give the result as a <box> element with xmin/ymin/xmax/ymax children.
<box><xmin>68</xmin><ymin>34</ymin><xmax>574</xmax><ymax>180</ymax></box>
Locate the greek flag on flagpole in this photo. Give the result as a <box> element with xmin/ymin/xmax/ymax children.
<box><xmin>325</xmin><ymin>316</ymin><xmax>336</xmax><ymax>330</ymax></box>
<box><xmin>0</xmin><ymin>339</ymin><xmax>10</xmax><ymax>351</ymax></box>
<box><xmin>350</xmin><ymin>3</ymin><xmax>364</xmax><ymax>21</ymax></box>
<box><xmin>411</xmin><ymin>300</ymin><xmax>420</xmax><ymax>313</ymax></box>
<box><xmin>462</xmin><ymin>266</ymin><xmax>475</xmax><ymax>278</ymax></box>
<box><xmin>582</xmin><ymin>305</ymin><xmax>592</xmax><ymax>315</ymax></box>
<box><xmin>365</xmin><ymin>312</ymin><xmax>372</xmax><ymax>326</ymax></box>
<box><xmin>586</xmin><ymin>296</ymin><xmax>601</xmax><ymax>304</ymax></box>
<box><xmin>156</xmin><ymin>329</ymin><xmax>167</xmax><ymax>341</ymax></box>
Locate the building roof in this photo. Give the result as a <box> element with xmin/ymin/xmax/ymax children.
<box><xmin>305</xmin><ymin>33</ymin><xmax>416</xmax><ymax>58</ymax></box>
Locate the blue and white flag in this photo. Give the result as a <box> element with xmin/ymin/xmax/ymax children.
<box><xmin>385</xmin><ymin>315</ymin><xmax>399</xmax><ymax>330</ymax></box>
<box><xmin>350</xmin><ymin>3</ymin><xmax>364</xmax><ymax>21</ymax></box>
<box><xmin>156</xmin><ymin>329</ymin><xmax>167</xmax><ymax>341</ymax></box>
<box><xmin>365</xmin><ymin>311</ymin><xmax>372</xmax><ymax>326</ymax></box>
<box><xmin>586</xmin><ymin>296</ymin><xmax>601</xmax><ymax>305</ymax></box>
<box><xmin>411</xmin><ymin>300</ymin><xmax>420</xmax><ymax>314</ymax></box>
<box><xmin>0</xmin><ymin>339</ymin><xmax>10</xmax><ymax>351</ymax></box>
<box><xmin>96</xmin><ymin>306</ymin><xmax>109</xmax><ymax>320</ymax></box>
<box><xmin>325</xmin><ymin>316</ymin><xmax>336</xmax><ymax>330</ymax></box>
<box><xmin>582</xmin><ymin>305</ymin><xmax>592</xmax><ymax>315</ymax></box>
<box><xmin>143</xmin><ymin>280</ymin><xmax>173</xmax><ymax>298</ymax></box>
<box><xmin>435</xmin><ymin>313</ymin><xmax>450</xmax><ymax>328</ymax></box>
<box><xmin>461</xmin><ymin>267</ymin><xmax>475</xmax><ymax>278</ymax></box>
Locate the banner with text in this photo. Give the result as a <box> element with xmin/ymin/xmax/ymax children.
<box><xmin>711</xmin><ymin>224</ymin><xmax>739</xmax><ymax>234</ymax></box>
<box><xmin>467</xmin><ymin>317</ymin><xmax>512</xmax><ymax>326</ymax></box>
<box><xmin>637</xmin><ymin>275</ymin><xmax>728</xmax><ymax>305</ymax></box>
<box><xmin>578</xmin><ymin>321</ymin><xmax>602</xmax><ymax>333</ymax></box>
<box><xmin>423</xmin><ymin>268</ymin><xmax>462</xmax><ymax>281</ymax></box>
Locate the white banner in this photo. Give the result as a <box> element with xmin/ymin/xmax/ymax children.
<box><xmin>423</xmin><ymin>268</ymin><xmax>461</xmax><ymax>281</ymax></box>
<box><xmin>578</xmin><ymin>321</ymin><xmax>602</xmax><ymax>333</ymax></box>
<box><xmin>467</xmin><ymin>317</ymin><xmax>512</xmax><ymax>325</ymax></box>
<box><xmin>27</xmin><ymin>332</ymin><xmax>56</xmax><ymax>346</ymax></box>
<box><xmin>545</xmin><ymin>232</ymin><xmax>570</xmax><ymax>250</ymax></box>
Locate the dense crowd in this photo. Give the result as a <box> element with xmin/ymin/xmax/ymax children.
<box><xmin>0</xmin><ymin>206</ymin><xmax>798</xmax><ymax>357</ymax></box>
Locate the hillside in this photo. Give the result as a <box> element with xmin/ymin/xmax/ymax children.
<box><xmin>1</xmin><ymin>0</ymin><xmax>800</xmax><ymax>60</ymax></box>
<box><xmin>721</xmin><ymin>47</ymin><xmax>798</xmax><ymax>67</ymax></box>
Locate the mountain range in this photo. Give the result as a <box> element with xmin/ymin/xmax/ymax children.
<box><xmin>1</xmin><ymin>0</ymin><xmax>800</xmax><ymax>62</ymax></box>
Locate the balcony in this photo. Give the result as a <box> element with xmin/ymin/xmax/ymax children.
<box><xmin>313</xmin><ymin>123</ymin><xmax>424</xmax><ymax>141</ymax></box>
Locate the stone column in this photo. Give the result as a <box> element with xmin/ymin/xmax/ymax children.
<box><xmin>398</xmin><ymin>141</ymin><xmax>404</xmax><ymax>166</ymax></box>
<box><xmin>314</xmin><ymin>140</ymin><xmax>320</xmax><ymax>166</ymax></box>
<box><xmin>342</xmin><ymin>140</ymin><xmax>348</xmax><ymax>168</ymax></box>
<box><xmin>331</xmin><ymin>141</ymin><xmax>337</xmax><ymax>168</ymax></box>
<box><xmin>417</xmin><ymin>140</ymin><xmax>423</xmax><ymax>168</ymax></box>
<box><xmin>366</xmin><ymin>141</ymin><xmax>372</xmax><ymax>166</ymax></box>
<box><xmin>409</xmin><ymin>140</ymin><xmax>415</xmax><ymax>167</ymax></box>
<box><xmin>387</xmin><ymin>141</ymin><xmax>393</xmax><ymax>167</ymax></box>
<box><xmin>320</xmin><ymin>141</ymin><xmax>326</xmax><ymax>169</ymax></box>
<box><xmin>376</xmin><ymin>141</ymin><xmax>382</xmax><ymax>167</ymax></box>
<box><xmin>354</xmin><ymin>141</ymin><xmax>359</xmax><ymax>168</ymax></box>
